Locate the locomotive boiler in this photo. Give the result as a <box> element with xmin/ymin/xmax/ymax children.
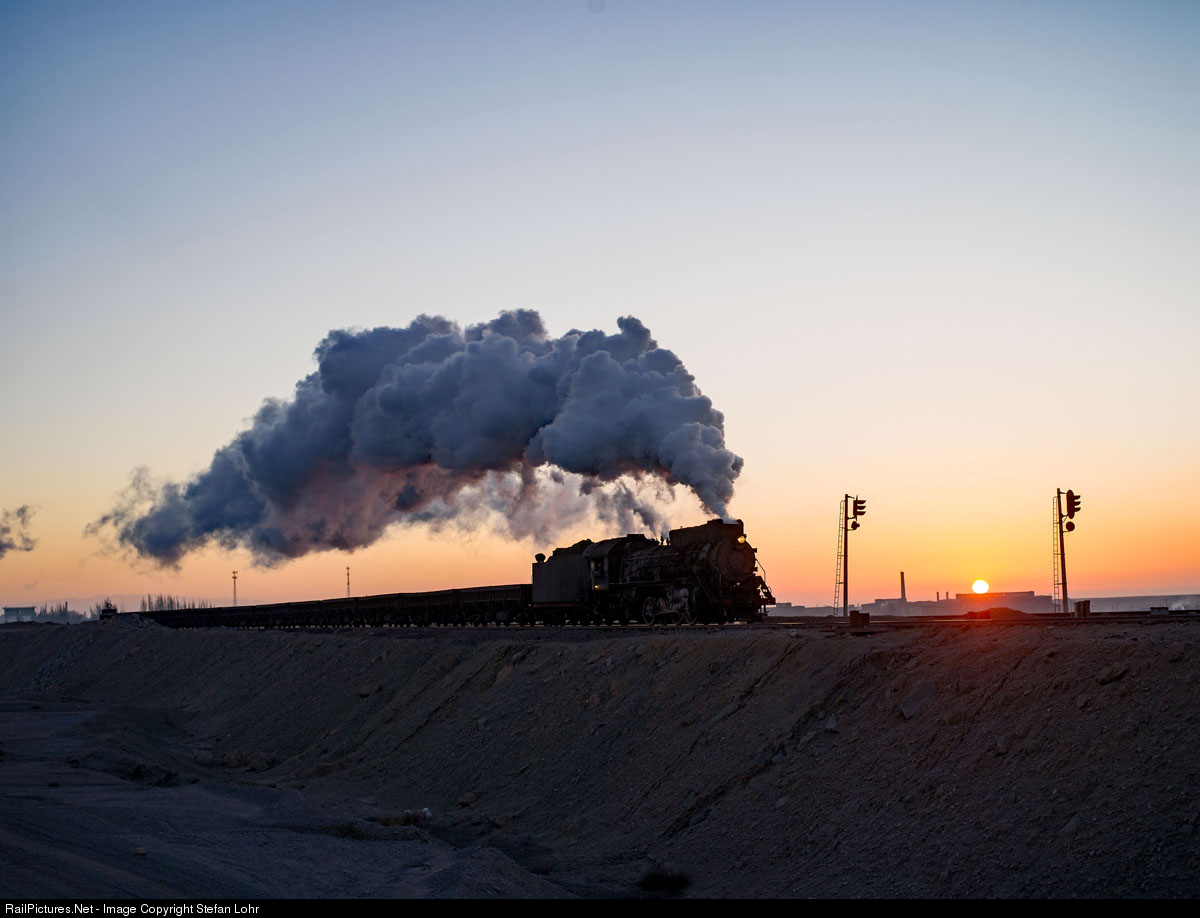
<box><xmin>533</xmin><ymin>518</ymin><xmax>774</xmax><ymax>624</ymax></box>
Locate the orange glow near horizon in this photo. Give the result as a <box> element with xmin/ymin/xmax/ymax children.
<box><xmin>2</xmin><ymin>475</ymin><xmax>1198</xmax><ymax>611</ymax></box>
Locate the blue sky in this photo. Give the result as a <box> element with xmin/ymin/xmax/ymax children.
<box><xmin>2</xmin><ymin>1</ymin><xmax>1197</xmax><ymax>606</ymax></box>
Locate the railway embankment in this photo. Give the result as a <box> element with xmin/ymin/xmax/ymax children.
<box><xmin>1</xmin><ymin>617</ymin><xmax>1198</xmax><ymax>897</ymax></box>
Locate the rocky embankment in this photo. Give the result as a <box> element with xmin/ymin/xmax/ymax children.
<box><xmin>1</xmin><ymin>617</ymin><xmax>1198</xmax><ymax>897</ymax></box>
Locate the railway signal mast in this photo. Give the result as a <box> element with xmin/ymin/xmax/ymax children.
<box><xmin>834</xmin><ymin>495</ymin><xmax>867</xmax><ymax>617</ymax></box>
<box><xmin>1053</xmin><ymin>488</ymin><xmax>1082</xmax><ymax>615</ymax></box>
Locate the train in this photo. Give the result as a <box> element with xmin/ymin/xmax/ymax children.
<box><xmin>140</xmin><ymin>518</ymin><xmax>774</xmax><ymax>629</ymax></box>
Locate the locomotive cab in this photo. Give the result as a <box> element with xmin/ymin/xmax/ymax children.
<box><xmin>589</xmin><ymin>555</ymin><xmax>608</xmax><ymax>592</ymax></box>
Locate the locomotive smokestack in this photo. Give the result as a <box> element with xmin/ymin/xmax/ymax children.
<box><xmin>92</xmin><ymin>311</ymin><xmax>743</xmax><ymax>565</ymax></box>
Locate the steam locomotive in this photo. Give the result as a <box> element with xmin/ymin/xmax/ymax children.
<box><xmin>533</xmin><ymin>518</ymin><xmax>772</xmax><ymax>624</ymax></box>
<box><xmin>140</xmin><ymin>519</ymin><xmax>773</xmax><ymax>629</ymax></box>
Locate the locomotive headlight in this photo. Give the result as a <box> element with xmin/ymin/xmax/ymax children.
<box><xmin>737</xmin><ymin>535</ymin><xmax>746</xmax><ymax>544</ymax></box>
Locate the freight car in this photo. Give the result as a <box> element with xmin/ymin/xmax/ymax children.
<box><xmin>141</xmin><ymin>584</ymin><xmax>533</xmax><ymax>629</ymax></box>
<box><xmin>140</xmin><ymin>518</ymin><xmax>773</xmax><ymax>628</ymax></box>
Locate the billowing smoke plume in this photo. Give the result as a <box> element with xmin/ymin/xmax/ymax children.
<box><xmin>0</xmin><ymin>505</ymin><xmax>37</xmax><ymax>559</ymax></box>
<box><xmin>90</xmin><ymin>311</ymin><xmax>742</xmax><ymax>566</ymax></box>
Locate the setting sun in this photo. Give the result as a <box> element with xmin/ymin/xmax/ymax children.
<box><xmin>972</xmin><ymin>579</ymin><xmax>989</xmax><ymax>594</ymax></box>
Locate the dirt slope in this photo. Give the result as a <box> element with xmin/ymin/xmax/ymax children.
<box><xmin>1</xmin><ymin>617</ymin><xmax>1198</xmax><ymax>897</ymax></box>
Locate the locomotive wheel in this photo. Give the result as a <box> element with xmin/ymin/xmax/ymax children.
<box><xmin>641</xmin><ymin>596</ymin><xmax>658</xmax><ymax>624</ymax></box>
<box><xmin>678</xmin><ymin>605</ymin><xmax>696</xmax><ymax>626</ymax></box>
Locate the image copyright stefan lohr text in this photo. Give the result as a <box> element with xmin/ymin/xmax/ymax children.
<box><xmin>5</xmin><ymin>907</ymin><xmax>260</xmax><ymax>916</ymax></box>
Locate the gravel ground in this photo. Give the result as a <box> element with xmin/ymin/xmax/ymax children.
<box><xmin>1</xmin><ymin>616</ymin><xmax>1198</xmax><ymax>898</ymax></box>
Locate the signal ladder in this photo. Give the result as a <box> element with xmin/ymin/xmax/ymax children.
<box><xmin>833</xmin><ymin>496</ymin><xmax>847</xmax><ymax>613</ymax></box>
<box><xmin>1050</xmin><ymin>496</ymin><xmax>1062</xmax><ymax>608</ymax></box>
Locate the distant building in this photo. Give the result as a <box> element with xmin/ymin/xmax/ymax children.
<box><xmin>863</xmin><ymin>589</ymin><xmax>1057</xmax><ymax>617</ymax></box>
<box><xmin>944</xmin><ymin>590</ymin><xmax>1057</xmax><ymax>615</ymax></box>
<box><xmin>1080</xmin><ymin>594</ymin><xmax>1200</xmax><ymax>614</ymax></box>
<box><xmin>767</xmin><ymin>602</ymin><xmax>844</xmax><ymax>618</ymax></box>
<box><xmin>3</xmin><ymin>606</ymin><xmax>36</xmax><ymax>622</ymax></box>
<box><xmin>852</xmin><ymin>572</ymin><xmax>1059</xmax><ymax>616</ymax></box>
<box><xmin>950</xmin><ymin>590</ymin><xmax>1055</xmax><ymax>613</ymax></box>
<box><xmin>771</xmin><ymin>584</ymin><xmax>1190</xmax><ymax>620</ymax></box>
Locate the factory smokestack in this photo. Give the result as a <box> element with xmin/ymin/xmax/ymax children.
<box><xmin>900</xmin><ymin>571</ymin><xmax>907</xmax><ymax>602</ymax></box>
<box><xmin>90</xmin><ymin>311</ymin><xmax>744</xmax><ymax>566</ymax></box>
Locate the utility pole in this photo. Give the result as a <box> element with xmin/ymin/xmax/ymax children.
<box><xmin>346</xmin><ymin>566</ymin><xmax>351</xmax><ymax>599</ymax></box>
<box><xmin>232</xmin><ymin>570</ymin><xmax>238</xmax><ymax>607</ymax></box>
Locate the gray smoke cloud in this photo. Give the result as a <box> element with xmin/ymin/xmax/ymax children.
<box><xmin>0</xmin><ymin>505</ymin><xmax>37</xmax><ymax>559</ymax></box>
<box><xmin>90</xmin><ymin>311</ymin><xmax>742</xmax><ymax>566</ymax></box>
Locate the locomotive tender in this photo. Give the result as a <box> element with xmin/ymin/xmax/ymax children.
<box><xmin>140</xmin><ymin>519</ymin><xmax>773</xmax><ymax>629</ymax></box>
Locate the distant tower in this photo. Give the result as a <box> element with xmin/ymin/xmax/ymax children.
<box><xmin>346</xmin><ymin>566</ymin><xmax>351</xmax><ymax>599</ymax></box>
<box><xmin>232</xmin><ymin>570</ymin><xmax>238</xmax><ymax>607</ymax></box>
<box><xmin>900</xmin><ymin>571</ymin><xmax>907</xmax><ymax>603</ymax></box>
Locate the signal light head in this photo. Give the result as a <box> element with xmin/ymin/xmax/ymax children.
<box><xmin>1065</xmin><ymin>520</ymin><xmax>1075</xmax><ymax>532</ymax></box>
<box><xmin>1066</xmin><ymin>489</ymin><xmax>1081</xmax><ymax>519</ymax></box>
<box><xmin>853</xmin><ymin>498</ymin><xmax>867</xmax><ymax>517</ymax></box>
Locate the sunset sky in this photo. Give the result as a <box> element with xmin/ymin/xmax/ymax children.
<box><xmin>2</xmin><ymin>1</ymin><xmax>1197</xmax><ymax>610</ymax></box>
